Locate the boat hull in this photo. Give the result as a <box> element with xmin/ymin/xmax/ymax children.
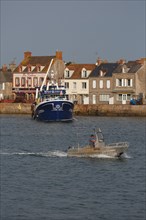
<box><xmin>67</xmin><ymin>144</ymin><xmax>128</xmax><ymax>158</ymax></box>
<box><xmin>33</xmin><ymin>100</ymin><xmax>74</xmax><ymax>122</ymax></box>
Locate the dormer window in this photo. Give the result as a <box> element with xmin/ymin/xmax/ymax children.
<box><xmin>65</xmin><ymin>69</ymin><xmax>70</xmax><ymax>78</ymax></box>
<box><xmin>19</xmin><ymin>65</ymin><xmax>23</xmax><ymax>72</ymax></box>
<box><xmin>100</xmin><ymin>69</ymin><xmax>106</xmax><ymax>77</ymax></box>
<box><xmin>37</xmin><ymin>65</ymin><xmax>41</xmax><ymax>72</ymax></box>
<box><xmin>82</xmin><ymin>68</ymin><xmax>87</xmax><ymax>78</ymax></box>
<box><xmin>28</xmin><ymin>65</ymin><xmax>31</xmax><ymax>72</ymax></box>
<box><xmin>100</xmin><ymin>70</ymin><xmax>103</xmax><ymax>76</ymax></box>
<box><xmin>122</xmin><ymin>67</ymin><xmax>125</xmax><ymax>73</ymax></box>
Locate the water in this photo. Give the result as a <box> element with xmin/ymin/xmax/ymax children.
<box><xmin>0</xmin><ymin>115</ymin><xmax>145</xmax><ymax>220</ymax></box>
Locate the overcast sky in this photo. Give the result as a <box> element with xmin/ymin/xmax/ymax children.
<box><xmin>0</xmin><ymin>0</ymin><xmax>145</xmax><ymax>66</ymax></box>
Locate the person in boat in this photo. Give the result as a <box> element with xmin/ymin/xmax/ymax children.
<box><xmin>89</xmin><ymin>134</ymin><xmax>96</xmax><ymax>147</ymax></box>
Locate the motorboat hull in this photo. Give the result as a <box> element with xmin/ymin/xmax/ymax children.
<box><xmin>33</xmin><ymin>100</ymin><xmax>74</xmax><ymax>122</ymax></box>
<box><xmin>67</xmin><ymin>143</ymin><xmax>129</xmax><ymax>158</ymax></box>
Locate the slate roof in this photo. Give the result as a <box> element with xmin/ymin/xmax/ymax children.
<box><xmin>90</xmin><ymin>63</ymin><xmax>119</xmax><ymax>77</ymax></box>
<box><xmin>66</xmin><ymin>63</ymin><xmax>96</xmax><ymax>79</ymax></box>
<box><xmin>113</xmin><ymin>61</ymin><xmax>142</xmax><ymax>73</ymax></box>
<box><xmin>0</xmin><ymin>70</ymin><xmax>13</xmax><ymax>83</ymax></box>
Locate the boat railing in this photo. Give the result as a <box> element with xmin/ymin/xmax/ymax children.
<box><xmin>108</xmin><ymin>142</ymin><xmax>128</xmax><ymax>147</ymax></box>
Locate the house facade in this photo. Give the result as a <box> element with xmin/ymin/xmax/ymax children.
<box><xmin>64</xmin><ymin>63</ymin><xmax>96</xmax><ymax>104</ymax></box>
<box><xmin>1</xmin><ymin>50</ymin><xmax>145</xmax><ymax>105</ymax></box>
<box><xmin>112</xmin><ymin>58</ymin><xmax>146</xmax><ymax>104</ymax></box>
<box><xmin>89</xmin><ymin>58</ymin><xmax>146</xmax><ymax>104</ymax></box>
<box><xmin>0</xmin><ymin>65</ymin><xmax>13</xmax><ymax>101</ymax></box>
<box><xmin>12</xmin><ymin>51</ymin><xmax>65</xmax><ymax>101</ymax></box>
<box><xmin>89</xmin><ymin>62</ymin><xmax>119</xmax><ymax>104</ymax></box>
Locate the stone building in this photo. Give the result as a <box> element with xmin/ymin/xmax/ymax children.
<box><xmin>112</xmin><ymin>58</ymin><xmax>146</xmax><ymax>104</ymax></box>
<box><xmin>89</xmin><ymin>58</ymin><xmax>146</xmax><ymax>104</ymax></box>
<box><xmin>0</xmin><ymin>65</ymin><xmax>13</xmax><ymax>101</ymax></box>
<box><xmin>89</xmin><ymin>62</ymin><xmax>119</xmax><ymax>104</ymax></box>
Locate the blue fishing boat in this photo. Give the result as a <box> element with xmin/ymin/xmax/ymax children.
<box><xmin>32</xmin><ymin>85</ymin><xmax>74</xmax><ymax>122</ymax></box>
<box><xmin>32</xmin><ymin>59</ymin><xmax>74</xmax><ymax>122</ymax></box>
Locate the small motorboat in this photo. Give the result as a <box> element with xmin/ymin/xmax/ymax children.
<box><xmin>67</xmin><ymin>128</ymin><xmax>129</xmax><ymax>158</ymax></box>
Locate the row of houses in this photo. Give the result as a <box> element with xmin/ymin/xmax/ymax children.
<box><xmin>0</xmin><ymin>51</ymin><xmax>146</xmax><ymax>104</ymax></box>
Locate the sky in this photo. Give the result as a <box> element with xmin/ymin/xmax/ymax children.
<box><xmin>0</xmin><ymin>0</ymin><xmax>145</xmax><ymax>66</ymax></box>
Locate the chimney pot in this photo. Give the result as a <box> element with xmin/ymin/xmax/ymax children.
<box><xmin>56</xmin><ymin>51</ymin><xmax>62</xmax><ymax>60</ymax></box>
<box><xmin>2</xmin><ymin>64</ymin><xmax>7</xmax><ymax>72</ymax></box>
<box><xmin>24</xmin><ymin>51</ymin><xmax>32</xmax><ymax>59</ymax></box>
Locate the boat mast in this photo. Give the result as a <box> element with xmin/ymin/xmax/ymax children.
<box><xmin>40</xmin><ymin>58</ymin><xmax>54</xmax><ymax>92</ymax></box>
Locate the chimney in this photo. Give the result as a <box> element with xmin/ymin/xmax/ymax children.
<box><xmin>117</xmin><ymin>59</ymin><xmax>126</xmax><ymax>64</ymax></box>
<box><xmin>56</xmin><ymin>51</ymin><xmax>62</xmax><ymax>60</ymax></box>
<box><xmin>2</xmin><ymin>64</ymin><xmax>7</xmax><ymax>72</ymax></box>
<box><xmin>136</xmin><ymin>58</ymin><xmax>146</xmax><ymax>64</ymax></box>
<box><xmin>24</xmin><ymin>51</ymin><xmax>32</xmax><ymax>59</ymax></box>
<box><xmin>96</xmin><ymin>57</ymin><xmax>102</xmax><ymax>66</ymax></box>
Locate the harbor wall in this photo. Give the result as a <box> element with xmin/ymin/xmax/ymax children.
<box><xmin>0</xmin><ymin>103</ymin><xmax>146</xmax><ymax>116</ymax></box>
<box><xmin>74</xmin><ymin>104</ymin><xmax>146</xmax><ymax>116</ymax></box>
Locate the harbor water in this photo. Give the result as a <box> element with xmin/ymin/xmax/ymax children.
<box><xmin>0</xmin><ymin>115</ymin><xmax>146</xmax><ymax>220</ymax></box>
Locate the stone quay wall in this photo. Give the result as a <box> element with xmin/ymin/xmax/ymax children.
<box><xmin>74</xmin><ymin>104</ymin><xmax>146</xmax><ymax>116</ymax></box>
<box><xmin>0</xmin><ymin>103</ymin><xmax>146</xmax><ymax>116</ymax></box>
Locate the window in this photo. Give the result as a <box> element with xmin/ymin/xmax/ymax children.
<box><xmin>15</xmin><ymin>77</ymin><xmax>20</xmax><ymax>86</ymax></box>
<box><xmin>28</xmin><ymin>66</ymin><xmax>31</xmax><ymax>72</ymax></box>
<box><xmin>82</xmin><ymin>69</ymin><xmax>87</xmax><ymax>78</ymax></box>
<box><xmin>0</xmin><ymin>83</ymin><xmax>5</xmax><ymax>90</ymax></box>
<box><xmin>92</xmin><ymin>80</ymin><xmax>96</xmax><ymax>89</ymax></box>
<box><xmin>122</xmin><ymin>79</ymin><xmax>126</xmax><ymax>87</ymax></box>
<box><xmin>73</xmin><ymin>82</ymin><xmax>76</xmax><ymax>89</ymax></box>
<box><xmin>127</xmin><ymin>79</ymin><xmax>132</xmax><ymax>87</ymax></box>
<box><xmin>82</xmin><ymin>82</ymin><xmax>87</xmax><ymax>89</ymax></box>
<box><xmin>65</xmin><ymin>69</ymin><xmax>70</xmax><ymax>78</ymax></box>
<box><xmin>92</xmin><ymin>94</ymin><xmax>96</xmax><ymax>104</ymax></box>
<box><xmin>65</xmin><ymin>82</ymin><xmax>69</xmax><ymax>89</ymax></box>
<box><xmin>21</xmin><ymin>77</ymin><xmax>25</xmax><ymax>87</ymax></box>
<box><xmin>118</xmin><ymin>79</ymin><xmax>122</xmax><ymax>86</ymax></box>
<box><xmin>27</xmin><ymin>77</ymin><xmax>32</xmax><ymax>87</ymax></box>
<box><xmin>100</xmin><ymin>70</ymin><xmax>104</xmax><ymax>76</ymax></box>
<box><xmin>37</xmin><ymin>66</ymin><xmax>41</xmax><ymax>72</ymax></box>
<box><xmin>117</xmin><ymin>94</ymin><xmax>122</xmax><ymax>101</ymax></box>
<box><xmin>117</xmin><ymin>94</ymin><xmax>131</xmax><ymax>101</ymax></box>
<box><xmin>106</xmin><ymin>80</ymin><xmax>110</xmax><ymax>89</ymax></box>
<box><xmin>116</xmin><ymin>78</ymin><xmax>132</xmax><ymax>87</ymax></box>
<box><xmin>33</xmin><ymin>77</ymin><xmax>38</xmax><ymax>87</ymax></box>
<box><xmin>116</xmin><ymin>79</ymin><xmax>122</xmax><ymax>87</ymax></box>
<box><xmin>99</xmin><ymin>94</ymin><xmax>109</xmax><ymax>101</ymax></box>
<box><xmin>99</xmin><ymin>80</ymin><xmax>103</xmax><ymax>89</ymax></box>
<box><xmin>19</xmin><ymin>66</ymin><xmax>22</xmax><ymax>72</ymax></box>
<box><xmin>39</xmin><ymin>77</ymin><xmax>44</xmax><ymax>86</ymax></box>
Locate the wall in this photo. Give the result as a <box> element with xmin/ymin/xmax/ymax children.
<box><xmin>74</xmin><ymin>104</ymin><xmax>146</xmax><ymax>116</ymax></box>
<box><xmin>0</xmin><ymin>103</ymin><xmax>146</xmax><ymax>116</ymax></box>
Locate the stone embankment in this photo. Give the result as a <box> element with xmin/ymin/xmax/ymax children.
<box><xmin>0</xmin><ymin>103</ymin><xmax>146</xmax><ymax>116</ymax></box>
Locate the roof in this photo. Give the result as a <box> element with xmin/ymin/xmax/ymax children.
<box><xmin>90</xmin><ymin>63</ymin><xmax>119</xmax><ymax>77</ymax></box>
<box><xmin>20</xmin><ymin>56</ymin><xmax>55</xmax><ymax>66</ymax></box>
<box><xmin>66</xmin><ymin>63</ymin><xmax>96</xmax><ymax>79</ymax></box>
<box><xmin>113</xmin><ymin>61</ymin><xmax>142</xmax><ymax>73</ymax></box>
<box><xmin>0</xmin><ymin>70</ymin><xmax>13</xmax><ymax>83</ymax></box>
<box><xmin>14</xmin><ymin>55</ymin><xmax>55</xmax><ymax>73</ymax></box>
